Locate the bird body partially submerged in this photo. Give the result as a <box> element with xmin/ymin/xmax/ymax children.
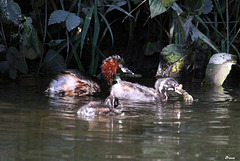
<box><xmin>45</xmin><ymin>55</ymin><xmax>133</xmax><ymax>96</ymax></box>
<box><xmin>77</xmin><ymin>95</ymin><xmax>122</xmax><ymax>117</ymax></box>
<box><xmin>111</xmin><ymin>77</ymin><xmax>193</xmax><ymax>102</ymax></box>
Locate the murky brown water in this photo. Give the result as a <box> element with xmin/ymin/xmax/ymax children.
<box><xmin>0</xmin><ymin>78</ymin><xmax>240</xmax><ymax>160</ymax></box>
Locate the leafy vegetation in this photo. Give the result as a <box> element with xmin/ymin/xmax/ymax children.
<box><xmin>0</xmin><ymin>0</ymin><xmax>239</xmax><ymax>80</ymax></box>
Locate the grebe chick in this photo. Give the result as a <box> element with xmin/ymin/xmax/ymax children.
<box><xmin>110</xmin><ymin>77</ymin><xmax>193</xmax><ymax>102</ymax></box>
<box><xmin>77</xmin><ymin>95</ymin><xmax>122</xmax><ymax>117</ymax></box>
<box><xmin>45</xmin><ymin>55</ymin><xmax>133</xmax><ymax>96</ymax></box>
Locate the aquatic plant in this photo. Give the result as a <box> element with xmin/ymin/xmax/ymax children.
<box><xmin>149</xmin><ymin>0</ymin><xmax>240</xmax><ymax>79</ymax></box>
<box><xmin>0</xmin><ymin>0</ymin><xmax>239</xmax><ymax>81</ymax></box>
<box><xmin>0</xmin><ymin>0</ymin><xmax>41</xmax><ymax>79</ymax></box>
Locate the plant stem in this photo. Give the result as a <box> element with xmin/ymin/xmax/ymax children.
<box><xmin>60</xmin><ymin>0</ymin><xmax>65</xmax><ymax>10</ymax></box>
<box><xmin>43</xmin><ymin>0</ymin><xmax>47</xmax><ymax>44</ymax></box>
<box><xmin>226</xmin><ymin>0</ymin><xmax>229</xmax><ymax>53</ymax></box>
<box><xmin>0</xmin><ymin>20</ymin><xmax>7</xmax><ymax>48</ymax></box>
<box><xmin>66</xmin><ymin>30</ymin><xmax>70</xmax><ymax>64</ymax></box>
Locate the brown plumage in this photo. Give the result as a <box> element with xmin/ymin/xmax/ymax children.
<box><xmin>45</xmin><ymin>55</ymin><xmax>133</xmax><ymax>96</ymax></box>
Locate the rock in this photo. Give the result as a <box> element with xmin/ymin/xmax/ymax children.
<box><xmin>202</xmin><ymin>53</ymin><xmax>237</xmax><ymax>86</ymax></box>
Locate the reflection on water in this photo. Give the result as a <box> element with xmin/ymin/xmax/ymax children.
<box><xmin>0</xmin><ymin>79</ymin><xmax>240</xmax><ymax>160</ymax></box>
<box><xmin>200</xmin><ymin>86</ymin><xmax>233</xmax><ymax>103</ymax></box>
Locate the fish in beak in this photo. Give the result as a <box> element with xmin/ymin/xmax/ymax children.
<box><xmin>174</xmin><ymin>84</ymin><xmax>183</xmax><ymax>95</ymax></box>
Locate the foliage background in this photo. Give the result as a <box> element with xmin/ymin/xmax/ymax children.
<box><xmin>0</xmin><ymin>0</ymin><xmax>239</xmax><ymax>81</ymax></box>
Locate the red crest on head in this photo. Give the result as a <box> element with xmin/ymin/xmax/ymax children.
<box><xmin>101</xmin><ymin>55</ymin><xmax>124</xmax><ymax>84</ymax></box>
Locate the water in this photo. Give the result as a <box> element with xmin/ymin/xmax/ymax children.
<box><xmin>0</xmin><ymin>78</ymin><xmax>240</xmax><ymax>161</ymax></box>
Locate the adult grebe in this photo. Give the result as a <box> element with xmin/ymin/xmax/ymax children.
<box><xmin>77</xmin><ymin>95</ymin><xmax>122</xmax><ymax>117</ymax></box>
<box><xmin>110</xmin><ymin>77</ymin><xmax>193</xmax><ymax>102</ymax></box>
<box><xmin>45</xmin><ymin>55</ymin><xmax>133</xmax><ymax>96</ymax></box>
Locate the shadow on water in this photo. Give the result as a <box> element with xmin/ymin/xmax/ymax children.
<box><xmin>0</xmin><ymin>79</ymin><xmax>240</xmax><ymax>160</ymax></box>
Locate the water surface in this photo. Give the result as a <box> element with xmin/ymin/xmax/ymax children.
<box><xmin>0</xmin><ymin>78</ymin><xmax>240</xmax><ymax>161</ymax></box>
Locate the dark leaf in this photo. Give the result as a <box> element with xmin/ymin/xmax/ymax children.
<box><xmin>90</xmin><ymin>5</ymin><xmax>100</xmax><ymax>75</ymax></box>
<box><xmin>24</xmin><ymin>47</ymin><xmax>39</xmax><ymax>60</ymax></box>
<box><xmin>99</xmin><ymin>12</ymin><xmax>114</xmax><ymax>47</ymax></box>
<box><xmin>10</xmin><ymin>1</ymin><xmax>21</xmax><ymax>15</ymax></box>
<box><xmin>6</xmin><ymin>53</ymin><xmax>17</xmax><ymax>68</ymax></box>
<box><xmin>9</xmin><ymin>65</ymin><xmax>17</xmax><ymax>79</ymax></box>
<box><xmin>80</xmin><ymin>7</ymin><xmax>94</xmax><ymax>57</ymax></box>
<box><xmin>0</xmin><ymin>0</ymin><xmax>22</xmax><ymax>24</ymax></box>
<box><xmin>104</xmin><ymin>4</ymin><xmax>134</xmax><ymax>20</ymax></box>
<box><xmin>144</xmin><ymin>42</ymin><xmax>160</xmax><ymax>56</ymax></box>
<box><xmin>48</xmin><ymin>39</ymin><xmax>65</xmax><ymax>47</ymax></box>
<box><xmin>185</xmin><ymin>0</ymin><xmax>206</xmax><ymax>15</ymax></box>
<box><xmin>161</xmin><ymin>0</ymin><xmax>176</xmax><ymax>7</ymax></box>
<box><xmin>7</xmin><ymin>46</ymin><xmax>20</xmax><ymax>58</ymax></box>
<box><xmin>31</xmin><ymin>29</ymin><xmax>41</xmax><ymax>55</ymax></box>
<box><xmin>149</xmin><ymin>0</ymin><xmax>167</xmax><ymax>18</ymax></box>
<box><xmin>0</xmin><ymin>44</ymin><xmax>6</xmax><ymax>52</ymax></box>
<box><xmin>203</xmin><ymin>0</ymin><xmax>213</xmax><ymax>14</ymax></box>
<box><xmin>171</xmin><ymin>2</ymin><xmax>183</xmax><ymax>16</ymax></box>
<box><xmin>105</xmin><ymin>1</ymin><xmax>127</xmax><ymax>14</ymax></box>
<box><xmin>70</xmin><ymin>42</ymin><xmax>84</xmax><ymax>71</ymax></box>
<box><xmin>43</xmin><ymin>49</ymin><xmax>66</xmax><ymax>74</ymax></box>
<box><xmin>17</xmin><ymin>61</ymin><xmax>28</xmax><ymax>74</ymax></box>
<box><xmin>66</xmin><ymin>13</ymin><xmax>81</xmax><ymax>31</ymax></box>
<box><xmin>183</xmin><ymin>16</ymin><xmax>193</xmax><ymax>40</ymax></box>
<box><xmin>48</xmin><ymin>10</ymin><xmax>70</xmax><ymax>25</ymax></box>
<box><xmin>0</xmin><ymin>61</ymin><xmax>9</xmax><ymax>73</ymax></box>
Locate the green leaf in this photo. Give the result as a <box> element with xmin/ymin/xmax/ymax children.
<box><xmin>90</xmin><ymin>56</ymin><xmax>99</xmax><ymax>76</ymax></box>
<box><xmin>80</xmin><ymin>7</ymin><xmax>94</xmax><ymax>57</ymax></box>
<box><xmin>31</xmin><ymin>29</ymin><xmax>41</xmax><ymax>55</ymax></box>
<box><xmin>69</xmin><ymin>0</ymin><xmax>78</xmax><ymax>12</ymax></box>
<box><xmin>191</xmin><ymin>25</ymin><xmax>220</xmax><ymax>52</ymax></box>
<box><xmin>24</xmin><ymin>47</ymin><xmax>39</xmax><ymax>60</ymax></box>
<box><xmin>185</xmin><ymin>0</ymin><xmax>206</xmax><ymax>15</ymax></box>
<box><xmin>66</xmin><ymin>34</ymin><xmax>81</xmax><ymax>64</ymax></box>
<box><xmin>171</xmin><ymin>58</ymin><xmax>184</xmax><ymax>73</ymax></box>
<box><xmin>48</xmin><ymin>39</ymin><xmax>65</xmax><ymax>47</ymax></box>
<box><xmin>171</xmin><ymin>2</ymin><xmax>183</xmax><ymax>16</ymax></box>
<box><xmin>162</xmin><ymin>0</ymin><xmax>176</xmax><ymax>7</ymax></box>
<box><xmin>70</xmin><ymin>42</ymin><xmax>84</xmax><ymax>71</ymax></box>
<box><xmin>99</xmin><ymin>12</ymin><xmax>114</xmax><ymax>47</ymax></box>
<box><xmin>66</xmin><ymin>13</ymin><xmax>82</xmax><ymax>32</ymax></box>
<box><xmin>17</xmin><ymin>61</ymin><xmax>28</xmax><ymax>74</ymax></box>
<box><xmin>23</xmin><ymin>17</ymin><xmax>33</xmax><ymax>34</ymax></box>
<box><xmin>149</xmin><ymin>0</ymin><xmax>167</xmax><ymax>18</ymax></box>
<box><xmin>161</xmin><ymin>44</ymin><xmax>187</xmax><ymax>63</ymax></box>
<box><xmin>90</xmin><ymin>5</ymin><xmax>100</xmax><ymax>75</ymax></box>
<box><xmin>195</xmin><ymin>15</ymin><xmax>210</xmax><ymax>32</ymax></box>
<box><xmin>48</xmin><ymin>10</ymin><xmax>69</xmax><ymax>25</ymax></box>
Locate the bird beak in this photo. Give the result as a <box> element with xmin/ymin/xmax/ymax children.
<box><xmin>174</xmin><ymin>84</ymin><xmax>183</xmax><ymax>95</ymax></box>
<box><xmin>120</xmin><ymin>67</ymin><xmax>134</xmax><ymax>75</ymax></box>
